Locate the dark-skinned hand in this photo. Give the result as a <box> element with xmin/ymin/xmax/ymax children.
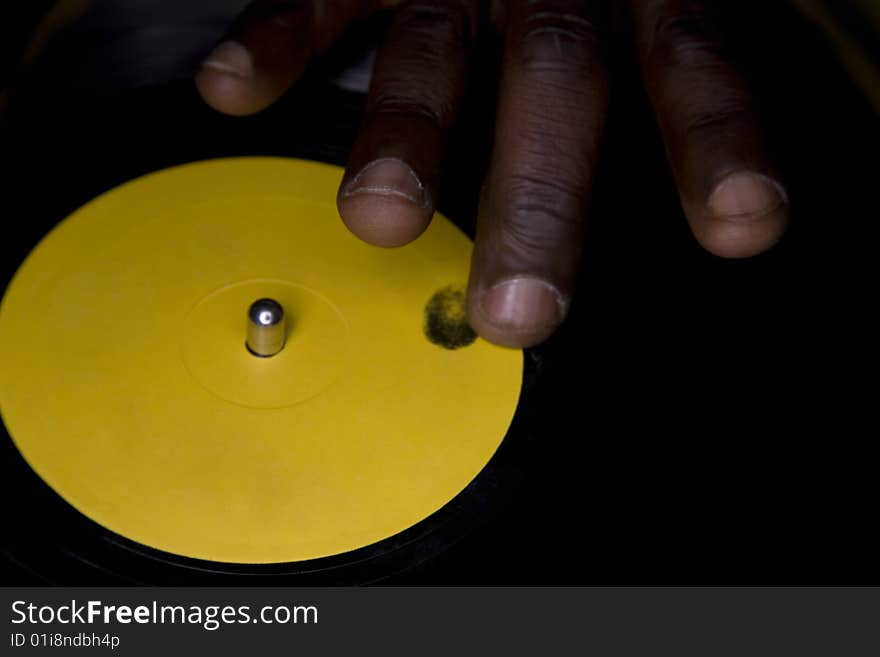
<box><xmin>195</xmin><ymin>0</ymin><xmax>789</xmax><ymax>348</ymax></box>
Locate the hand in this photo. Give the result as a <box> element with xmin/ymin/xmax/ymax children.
<box><xmin>195</xmin><ymin>0</ymin><xmax>789</xmax><ymax>348</ymax></box>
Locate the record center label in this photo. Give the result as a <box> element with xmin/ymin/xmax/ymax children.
<box><xmin>0</xmin><ymin>158</ymin><xmax>523</xmax><ymax>564</ymax></box>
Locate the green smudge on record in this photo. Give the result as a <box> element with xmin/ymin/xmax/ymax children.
<box><xmin>424</xmin><ymin>285</ymin><xmax>477</xmax><ymax>350</ymax></box>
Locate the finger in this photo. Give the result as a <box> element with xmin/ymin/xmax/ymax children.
<box><xmin>195</xmin><ymin>0</ymin><xmax>375</xmax><ymax>116</ymax></box>
<box><xmin>467</xmin><ymin>0</ymin><xmax>610</xmax><ymax>347</ymax></box>
<box><xmin>630</xmin><ymin>0</ymin><xmax>789</xmax><ymax>258</ymax></box>
<box><xmin>337</xmin><ymin>0</ymin><xmax>478</xmax><ymax>247</ymax></box>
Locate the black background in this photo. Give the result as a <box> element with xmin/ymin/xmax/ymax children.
<box><xmin>1</xmin><ymin>2</ymin><xmax>876</xmax><ymax>584</ymax></box>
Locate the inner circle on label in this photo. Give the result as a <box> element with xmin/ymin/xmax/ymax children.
<box><xmin>182</xmin><ymin>279</ymin><xmax>349</xmax><ymax>409</ymax></box>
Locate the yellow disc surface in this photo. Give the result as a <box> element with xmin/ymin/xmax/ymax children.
<box><xmin>0</xmin><ymin>158</ymin><xmax>522</xmax><ymax>563</ymax></box>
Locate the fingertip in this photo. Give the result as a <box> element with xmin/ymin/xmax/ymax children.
<box><xmin>195</xmin><ymin>71</ymin><xmax>262</xmax><ymax>117</ymax></box>
<box><xmin>338</xmin><ymin>158</ymin><xmax>433</xmax><ymax>247</ymax></box>
<box><xmin>195</xmin><ymin>41</ymin><xmax>272</xmax><ymax>116</ymax></box>
<box><xmin>339</xmin><ymin>195</ymin><xmax>432</xmax><ymax>247</ymax></box>
<box><xmin>467</xmin><ymin>277</ymin><xmax>566</xmax><ymax>348</ymax></box>
<box><xmin>694</xmin><ymin>172</ymin><xmax>790</xmax><ymax>258</ymax></box>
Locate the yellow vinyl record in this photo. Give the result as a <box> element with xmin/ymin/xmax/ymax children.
<box><xmin>0</xmin><ymin>158</ymin><xmax>523</xmax><ymax>564</ymax></box>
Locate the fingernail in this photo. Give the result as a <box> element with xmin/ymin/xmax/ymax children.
<box><xmin>480</xmin><ymin>278</ymin><xmax>564</xmax><ymax>331</ymax></box>
<box><xmin>708</xmin><ymin>172</ymin><xmax>787</xmax><ymax>220</ymax></box>
<box><xmin>201</xmin><ymin>41</ymin><xmax>253</xmax><ymax>78</ymax></box>
<box><xmin>344</xmin><ymin>158</ymin><xmax>428</xmax><ymax>207</ymax></box>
